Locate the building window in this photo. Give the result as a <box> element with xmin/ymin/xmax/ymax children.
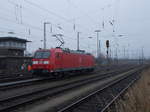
<box><xmin>22</xmin><ymin>43</ymin><xmax>26</xmax><ymax>49</ymax></box>
<box><xmin>10</xmin><ymin>41</ymin><xmax>13</xmax><ymax>47</ymax></box>
<box><xmin>0</xmin><ymin>42</ymin><xmax>6</xmax><ymax>47</ymax></box>
<box><xmin>5</xmin><ymin>42</ymin><xmax>9</xmax><ymax>47</ymax></box>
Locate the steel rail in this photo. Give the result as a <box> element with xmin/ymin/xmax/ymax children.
<box><xmin>0</xmin><ymin>66</ymin><xmax>139</xmax><ymax>111</ymax></box>
<box><xmin>0</xmin><ymin>77</ymin><xmax>46</xmax><ymax>88</ymax></box>
<box><xmin>0</xmin><ymin>75</ymin><xmax>34</xmax><ymax>83</ymax></box>
<box><xmin>100</xmin><ymin>65</ymin><xmax>149</xmax><ymax>112</ymax></box>
<box><xmin>0</xmin><ymin>64</ymin><xmax>135</xmax><ymax>86</ymax></box>
<box><xmin>100</xmin><ymin>75</ymin><xmax>140</xmax><ymax>112</ymax></box>
<box><xmin>57</xmin><ymin>66</ymin><xmax>145</xmax><ymax>112</ymax></box>
<box><xmin>0</xmin><ymin>65</ymin><xmax>135</xmax><ymax>90</ymax></box>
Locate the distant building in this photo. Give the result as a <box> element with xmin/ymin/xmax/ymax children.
<box><xmin>0</xmin><ymin>37</ymin><xmax>32</xmax><ymax>74</ymax></box>
<box><xmin>0</xmin><ymin>36</ymin><xmax>29</xmax><ymax>56</ymax></box>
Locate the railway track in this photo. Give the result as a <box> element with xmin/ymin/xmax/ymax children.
<box><xmin>0</xmin><ymin>64</ymin><xmax>132</xmax><ymax>84</ymax></box>
<box><xmin>0</xmin><ymin>65</ymin><xmax>144</xmax><ymax>112</ymax></box>
<box><xmin>0</xmin><ymin>64</ymin><xmax>134</xmax><ymax>90</ymax></box>
<box><xmin>0</xmin><ymin>76</ymin><xmax>34</xmax><ymax>84</ymax></box>
<box><xmin>0</xmin><ymin>73</ymin><xmax>33</xmax><ymax>83</ymax></box>
<box><xmin>57</xmin><ymin>65</ymin><xmax>147</xmax><ymax>112</ymax></box>
<box><xmin>100</xmin><ymin>74</ymin><xmax>139</xmax><ymax>112</ymax></box>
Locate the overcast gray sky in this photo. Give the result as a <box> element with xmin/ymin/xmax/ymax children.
<box><xmin>0</xmin><ymin>0</ymin><xmax>150</xmax><ymax>58</ymax></box>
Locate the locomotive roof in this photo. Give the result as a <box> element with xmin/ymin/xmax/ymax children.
<box><xmin>56</xmin><ymin>47</ymin><xmax>92</xmax><ymax>55</ymax></box>
<box><xmin>36</xmin><ymin>47</ymin><xmax>92</xmax><ymax>55</ymax></box>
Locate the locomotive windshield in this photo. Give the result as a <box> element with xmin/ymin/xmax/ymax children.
<box><xmin>34</xmin><ymin>51</ymin><xmax>50</xmax><ymax>59</ymax></box>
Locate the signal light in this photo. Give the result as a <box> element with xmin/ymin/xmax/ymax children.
<box><xmin>106</xmin><ymin>40</ymin><xmax>109</xmax><ymax>48</ymax></box>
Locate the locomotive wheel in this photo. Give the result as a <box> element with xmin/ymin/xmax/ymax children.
<box><xmin>52</xmin><ymin>72</ymin><xmax>63</xmax><ymax>78</ymax></box>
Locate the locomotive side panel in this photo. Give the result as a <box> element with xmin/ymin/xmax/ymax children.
<box><xmin>54</xmin><ymin>52</ymin><xmax>62</xmax><ymax>70</ymax></box>
<box><xmin>61</xmin><ymin>52</ymin><xmax>79</xmax><ymax>69</ymax></box>
<box><xmin>32</xmin><ymin>48</ymin><xmax>95</xmax><ymax>75</ymax></box>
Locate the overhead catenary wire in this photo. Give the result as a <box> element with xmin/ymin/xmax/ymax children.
<box><xmin>6</xmin><ymin>0</ymin><xmax>76</xmax><ymax>33</ymax></box>
<box><xmin>4</xmin><ymin>0</ymin><xmax>95</xmax><ymax>39</ymax></box>
<box><xmin>112</xmin><ymin>0</ymin><xmax>121</xmax><ymax>34</ymax></box>
<box><xmin>5</xmin><ymin>0</ymin><xmax>119</xmax><ymax>36</ymax></box>
<box><xmin>0</xmin><ymin>0</ymin><xmax>101</xmax><ymax>53</ymax></box>
<box><xmin>23</xmin><ymin>0</ymin><xmax>91</xmax><ymax>32</ymax></box>
<box><xmin>24</xmin><ymin>0</ymin><xmax>71</xmax><ymax>23</ymax></box>
<box><xmin>0</xmin><ymin>19</ymin><xmax>90</xmax><ymax>44</ymax></box>
<box><xmin>66</xmin><ymin>0</ymin><xmax>100</xmax><ymax>25</ymax></box>
<box><xmin>0</xmin><ymin>13</ymin><xmax>93</xmax><ymax>42</ymax></box>
<box><xmin>0</xmin><ymin>15</ymin><xmax>93</xmax><ymax>43</ymax></box>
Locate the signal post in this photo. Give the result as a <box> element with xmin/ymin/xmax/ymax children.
<box><xmin>106</xmin><ymin>40</ymin><xmax>110</xmax><ymax>70</ymax></box>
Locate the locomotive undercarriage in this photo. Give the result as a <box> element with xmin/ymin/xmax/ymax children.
<box><xmin>32</xmin><ymin>67</ymin><xmax>94</xmax><ymax>77</ymax></box>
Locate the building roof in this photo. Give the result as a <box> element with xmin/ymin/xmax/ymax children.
<box><xmin>0</xmin><ymin>55</ymin><xmax>33</xmax><ymax>59</ymax></box>
<box><xmin>0</xmin><ymin>37</ymin><xmax>30</xmax><ymax>42</ymax></box>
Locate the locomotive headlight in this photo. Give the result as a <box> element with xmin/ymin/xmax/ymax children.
<box><xmin>33</xmin><ymin>61</ymin><xmax>38</xmax><ymax>64</ymax></box>
<box><xmin>43</xmin><ymin>61</ymin><xmax>49</xmax><ymax>64</ymax></box>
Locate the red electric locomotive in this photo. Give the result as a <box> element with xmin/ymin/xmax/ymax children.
<box><xmin>32</xmin><ymin>47</ymin><xmax>95</xmax><ymax>76</ymax></box>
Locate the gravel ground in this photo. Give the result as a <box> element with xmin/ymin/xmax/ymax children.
<box><xmin>14</xmin><ymin>68</ymin><xmax>139</xmax><ymax>112</ymax></box>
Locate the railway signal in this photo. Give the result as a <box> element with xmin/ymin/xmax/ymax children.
<box><xmin>106</xmin><ymin>40</ymin><xmax>110</xmax><ymax>68</ymax></box>
<box><xmin>106</xmin><ymin>40</ymin><xmax>110</xmax><ymax>56</ymax></box>
<box><xmin>106</xmin><ymin>40</ymin><xmax>109</xmax><ymax>48</ymax></box>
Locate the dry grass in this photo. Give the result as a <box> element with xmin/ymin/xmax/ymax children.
<box><xmin>115</xmin><ymin>69</ymin><xmax>150</xmax><ymax>112</ymax></box>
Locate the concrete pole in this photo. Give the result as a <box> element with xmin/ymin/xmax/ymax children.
<box><xmin>44</xmin><ymin>22</ymin><xmax>50</xmax><ymax>49</ymax></box>
<box><xmin>95</xmin><ymin>30</ymin><xmax>101</xmax><ymax>57</ymax></box>
<box><xmin>77</xmin><ymin>32</ymin><xmax>81</xmax><ymax>51</ymax></box>
<box><xmin>44</xmin><ymin>22</ymin><xmax>46</xmax><ymax>49</ymax></box>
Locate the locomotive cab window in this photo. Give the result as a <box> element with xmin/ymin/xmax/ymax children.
<box><xmin>34</xmin><ymin>51</ymin><xmax>50</xmax><ymax>59</ymax></box>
